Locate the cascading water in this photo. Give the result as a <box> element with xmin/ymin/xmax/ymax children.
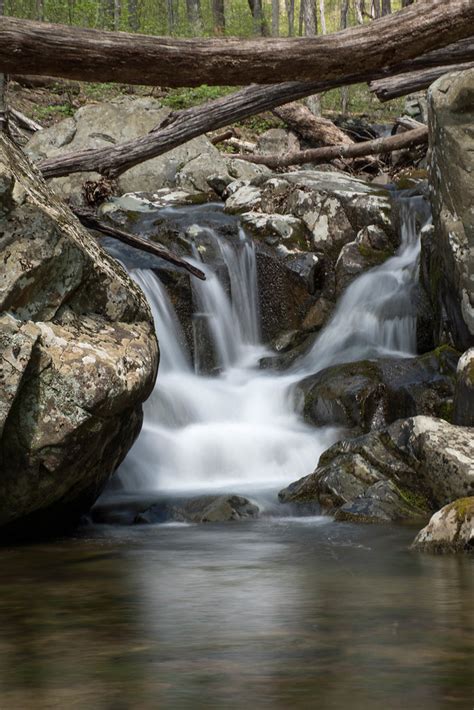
<box><xmin>118</xmin><ymin>194</ymin><xmax>429</xmax><ymax>494</ymax></box>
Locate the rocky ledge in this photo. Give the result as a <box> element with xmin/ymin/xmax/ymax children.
<box><xmin>0</xmin><ymin>135</ymin><xmax>159</xmax><ymax>537</ymax></box>
<box><xmin>279</xmin><ymin>416</ymin><xmax>474</xmax><ymax>524</ymax></box>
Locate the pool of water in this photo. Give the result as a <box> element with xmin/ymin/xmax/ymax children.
<box><xmin>0</xmin><ymin>518</ymin><xmax>472</xmax><ymax>709</ymax></box>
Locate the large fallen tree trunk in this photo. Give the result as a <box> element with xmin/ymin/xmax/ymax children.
<box><xmin>272</xmin><ymin>102</ymin><xmax>353</xmax><ymax>146</ymax></box>
<box><xmin>37</xmin><ymin>33</ymin><xmax>474</xmax><ymax>181</ymax></box>
<box><xmin>370</xmin><ymin>61</ymin><xmax>474</xmax><ymax>101</ymax></box>
<box><xmin>1</xmin><ymin>3</ymin><xmax>474</xmax><ymax>86</ymax></box>
<box><xmin>229</xmin><ymin>126</ymin><xmax>428</xmax><ymax>170</ymax></box>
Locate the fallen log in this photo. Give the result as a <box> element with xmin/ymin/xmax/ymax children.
<box><xmin>369</xmin><ymin>61</ymin><xmax>474</xmax><ymax>101</ymax></box>
<box><xmin>1</xmin><ymin>3</ymin><xmax>474</xmax><ymax>86</ymax></box>
<box><xmin>228</xmin><ymin>125</ymin><xmax>428</xmax><ymax>170</ymax></box>
<box><xmin>209</xmin><ymin>129</ymin><xmax>235</xmax><ymax>145</ymax></box>
<box><xmin>10</xmin><ymin>107</ymin><xmax>42</xmax><ymax>132</ymax></box>
<box><xmin>272</xmin><ymin>102</ymin><xmax>353</xmax><ymax>147</ymax></box>
<box><xmin>73</xmin><ymin>208</ymin><xmax>206</xmax><ymax>281</ymax></box>
<box><xmin>37</xmin><ymin>35</ymin><xmax>474</xmax><ymax>181</ymax></box>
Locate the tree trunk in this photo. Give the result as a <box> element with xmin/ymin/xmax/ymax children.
<box><xmin>340</xmin><ymin>0</ymin><xmax>350</xmax><ymax>114</ymax></box>
<box><xmin>381</xmin><ymin>0</ymin><xmax>391</xmax><ymax>16</ymax></box>
<box><xmin>272</xmin><ymin>0</ymin><xmax>280</xmax><ymax>36</ymax></box>
<box><xmin>211</xmin><ymin>0</ymin><xmax>225</xmax><ymax>35</ymax></box>
<box><xmin>285</xmin><ymin>0</ymin><xmax>294</xmax><ymax>36</ymax></box>
<box><xmin>273</xmin><ymin>102</ymin><xmax>353</xmax><ymax>146</ymax></box>
<box><xmin>186</xmin><ymin>0</ymin><xmax>202</xmax><ymax>34</ymax></box>
<box><xmin>114</xmin><ymin>0</ymin><xmax>121</xmax><ymax>30</ymax></box>
<box><xmin>319</xmin><ymin>0</ymin><xmax>326</xmax><ymax>34</ymax></box>
<box><xmin>0</xmin><ymin>0</ymin><xmax>7</xmax><ymax>136</ymax></box>
<box><xmin>371</xmin><ymin>0</ymin><xmax>381</xmax><ymax>19</ymax></box>
<box><xmin>370</xmin><ymin>61</ymin><xmax>474</xmax><ymax>101</ymax></box>
<box><xmin>1</xmin><ymin>3</ymin><xmax>471</xmax><ymax>86</ymax></box>
<box><xmin>36</xmin><ymin>32</ymin><xmax>468</xmax><ymax>182</ymax></box>
<box><xmin>128</xmin><ymin>0</ymin><xmax>139</xmax><ymax>31</ymax></box>
<box><xmin>248</xmin><ymin>0</ymin><xmax>269</xmax><ymax>36</ymax></box>
<box><xmin>355</xmin><ymin>0</ymin><xmax>364</xmax><ymax>24</ymax></box>
<box><xmin>167</xmin><ymin>0</ymin><xmax>178</xmax><ymax>35</ymax></box>
<box><xmin>227</xmin><ymin>126</ymin><xmax>428</xmax><ymax>170</ymax></box>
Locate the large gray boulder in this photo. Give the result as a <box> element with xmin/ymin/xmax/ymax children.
<box><xmin>412</xmin><ymin>497</ymin><xmax>474</xmax><ymax>554</ymax></box>
<box><xmin>279</xmin><ymin>416</ymin><xmax>474</xmax><ymax>524</ymax></box>
<box><xmin>425</xmin><ymin>69</ymin><xmax>474</xmax><ymax>350</ymax></box>
<box><xmin>26</xmin><ymin>96</ymin><xmax>230</xmax><ymax>202</ymax></box>
<box><xmin>0</xmin><ymin>135</ymin><xmax>158</xmax><ymax>536</ymax></box>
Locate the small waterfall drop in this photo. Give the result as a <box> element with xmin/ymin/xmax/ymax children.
<box><xmin>118</xmin><ymin>195</ymin><xmax>429</xmax><ymax>493</ymax></box>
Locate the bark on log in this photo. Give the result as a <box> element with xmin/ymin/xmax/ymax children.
<box><xmin>370</xmin><ymin>61</ymin><xmax>474</xmax><ymax>101</ymax></box>
<box><xmin>73</xmin><ymin>208</ymin><xmax>206</xmax><ymax>281</ymax></box>
<box><xmin>1</xmin><ymin>3</ymin><xmax>474</xmax><ymax>86</ymax></box>
<box><xmin>229</xmin><ymin>126</ymin><xmax>428</xmax><ymax>169</ymax></box>
<box><xmin>209</xmin><ymin>129</ymin><xmax>235</xmax><ymax>144</ymax></box>
<box><xmin>37</xmin><ymin>36</ymin><xmax>474</xmax><ymax>181</ymax></box>
<box><xmin>272</xmin><ymin>101</ymin><xmax>353</xmax><ymax>146</ymax></box>
<box><xmin>10</xmin><ymin>107</ymin><xmax>42</xmax><ymax>132</ymax></box>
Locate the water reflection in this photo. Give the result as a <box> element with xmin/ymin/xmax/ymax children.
<box><xmin>0</xmin><ymin>521</ymin><xmax>472</xmax><ymax>708</ymax></box>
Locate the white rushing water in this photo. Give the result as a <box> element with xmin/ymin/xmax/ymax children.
<box><xmin>119</xmin><ymin>196</ymin><xmax>428</xmax><ymax>493</ymax></box>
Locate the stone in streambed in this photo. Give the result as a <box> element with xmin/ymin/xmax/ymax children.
<box><xmin>411</xmin><ymin>498</ymin><xmax>474</xmax><ymax>554</ymax></box>
<box><xmin>135</xmin><ymin>495</ymin><xmax>259</xmax><ymax>525</ymax></box>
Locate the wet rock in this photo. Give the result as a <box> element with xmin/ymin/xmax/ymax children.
<box><xmin>426</xmin><ymin>69</ymin><xmax>474</xmax><ymax>350</ymax></box>
<box><xmin>301</xmin><ymin>297</ymin><xmax>334</xmax><ymax>332</ymax></box>
<box><xmin>27</xmin><ymin>96</ymin><xmax>228</xmax><ymax>202</ymax></box>
<box><xmin>297</xmin><ymin>348</ymin><xmax>459</xmax><ymax>434</ymax></box>
<box><xmin>411</xmin><ymin>497</ymin><xmax>474</xmax><ymax>553</ymax></box>
<box><xmin>135</xmin><ymin>495</ymin><xmax>259</xmax><ymax>524</ymax></box>
<box><xmin>453</xmin><ymin>348</ymin><xmax>474</xmax><ymax>426</ymax></box>
<box><xmin>279</xmin><ymin>416</ymin><xmax>474</xmax><ymax>523</ymax></box>
<box><xmin>335</xmin><ymin>238</ymin><xmax>394</xmax><ymax>296</ymax></box>
<box><xmin>0</xmin><ymin>135</ymin><xmax>158</xmax><ymax>537</ymax></box>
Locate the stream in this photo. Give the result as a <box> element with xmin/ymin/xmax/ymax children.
<box><xmin>0</xmin><ymin>194</ymin><xmax>472</xmax><ymax>708</ymax></box>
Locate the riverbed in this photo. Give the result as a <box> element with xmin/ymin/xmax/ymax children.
<box><xmin>0</xmin><ymin>518</ymin><xmax>472</xmax><ymax>708</ymax></box>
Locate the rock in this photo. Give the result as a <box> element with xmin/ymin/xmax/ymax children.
<box><xmin>225</xmin><ymin>158</ymin><xmax>271</xmax><ymax>182</ymax></box>
<box><xmin>135</xmin><ymin>495</ymin><xmax>259</xmax><ymax>524</ymax></box>
<box><xmin>426</xmin><ymin>69</ymin><xmax>474</xmax><ymax>350</ymax></box>
<box><xmin>27</xmin><ymin>96</ymin><xmax>229</xmax><ymax>202</ymax></box>
<box><xmin>301</xmin><ymin>297</ymin><xmax>334</xmax><ymax>332</ymax></box>
<box><xmin>225</xmin><ymin>183</ymin><xmax>263</xmax><ymax>214</ymax></box>
<box><xmin>256</xmin><ymin>128</ymin><xmax>299</xmax><ymax>154</ymax></box>
<box><xmin>453</xmin><ymin>348</ymin><xmax>474</xmax><ymax>426</ymax></box>
<box><xmin>335</xmin><ymin>237</ymin><xmax>394</xmax><ymax>296</ymax></box>
<box><xmin>279</xmin><ymin>416</ymin><xmax>474</xmax><ymax>523</ymax></box>
<box><xmin>297</xmin><ymin>348</ymin><xmax>459</xmax><ymax>434</ymax></box>
<box><xmin>0</xmin><ymin>134</ymin><xmax>158</xmax><ymax>537</ymax></box>
<box><xmin>411</xmin><ymin>498</ymin><xmax>474</xmax><ymax>553</ymax></box>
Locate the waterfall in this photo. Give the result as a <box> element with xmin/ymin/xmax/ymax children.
<box><xmin>118</xmin><ymin>195</ymin><xmax>429</xmax><ymax>493</ymax></box>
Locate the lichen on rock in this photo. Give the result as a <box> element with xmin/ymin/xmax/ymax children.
<box><xmin>0</xmin><ymin>134</ymin><xmax>159</xmax><ymax>537</ymax></box>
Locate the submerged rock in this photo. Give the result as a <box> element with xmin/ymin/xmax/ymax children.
<box><xmin>135</xmin><ymin>494</ymin><xmax>259</xmax><ymax>524</ymax></box>
<box><xmin>279</xmin><ymin>416</ymin><xmax>474</xmax><ymax>524</ymax></box>
<box><xmin>0</xmin><ymin>135</ymin><xmax>158</xmax><ymax>537</ymax></box>
<box><xmin>93</xmin><ymin>493</ymin><xmax>259</xmax><ymax>525</ymax></box>
<box><xmin>412</xmin><ymin>498</ymin><xmax>474</xmax><ymax>554</ymax></box>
